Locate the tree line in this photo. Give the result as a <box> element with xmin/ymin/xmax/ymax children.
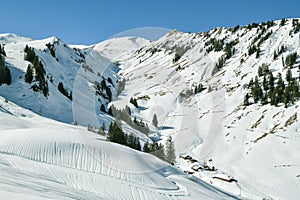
<box><xmin>106</xmin><ymin>119</ymin><xmax>176</xmax><ymax>164</ymax></box>
<box><xmin>24</xmin><ymin>45</ymin><xmax>49</xmax><ymax>97</ymax></box>
<box><xmin>105</xmin><ymin>104</ymin><xmax>150</xmax><ymax>134</ymax></box>
<box><xmin>0</xmin><ymin>45</ymin><xmax>11</xmax><ymax>86</ymax></box>
<box><xmin>244</xmin><ymin>63</ymin><xmax>300</xmax><ymax>107</ymax></box>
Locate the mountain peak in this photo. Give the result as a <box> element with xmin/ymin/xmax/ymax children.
<box><xmin>0</xmin><ymin>33</ymin><xmax>32</xmax><ymax>44</ymax></box>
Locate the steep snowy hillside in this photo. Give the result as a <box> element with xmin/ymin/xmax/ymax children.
<box><xmin>93</xmin><ymin>18</ymin><xmax>300</xmax><ymax>199</ymax></box>
<box><xmin>0</xmin><ymin>34</ymin><xmax>120</xmax><ymax>127</ymax></box>
<box><xmin>0</xmin><ymin>97</ymin><xmax>238</xmax><ymax>199</ymax></box>
<box><xmin>1</xmin><ymin>18</ymin><xmax>300</xmax><ymax>199</ymax></box>
<box><xmin>0</xmin><ymin>33</ymin><xmax>157</xmax><ymax>161</ymax></box>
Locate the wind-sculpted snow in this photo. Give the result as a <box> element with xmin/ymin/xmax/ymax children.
<box><xmin>0</xmin><ymin>102</ymin><xmax>238</xmax><ymax>199</ymax></box>
<box><xmin>1</xmin><ymin>18</ymin><xmax>300</xmax><ymax>199</ymax></box>
<box><xmin>0</xmin><ymin>128</ymin><xmax>177</xmax><ymax>189</ymax></box>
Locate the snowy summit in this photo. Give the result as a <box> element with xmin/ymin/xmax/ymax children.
<box><xmin>0</xmin><ymin>18</ymin><xmax>300</xmax><ymax>199</ymax></box>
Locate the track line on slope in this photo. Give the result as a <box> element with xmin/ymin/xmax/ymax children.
<box><xmin>0</xmin><ymin>151</ymin><xmax>193</xmax><ymax>198</ymax></box>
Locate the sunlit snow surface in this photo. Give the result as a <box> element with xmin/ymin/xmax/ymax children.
<box><xmin>0</xmin><ymin>18</ymin><xmax>300</xmax><ymax>199</ymax></box>
<box><xmin>93</xmin><ymin>20</ymin><xmax>300</xmax><ymax>199</ymax></box>
<box><xmin>0</xmin><ymin>97</ymin><xmax>237</xmax><ymax>199</ymax></box>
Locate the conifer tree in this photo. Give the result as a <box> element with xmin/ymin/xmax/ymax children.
<box><xmin>244</xmin><ymin>93</ymin><xmax>250</xmax><ymax>106</ymax></box>
<box><xmin>286</xmin><ymin>69</ymin><xmax>293</xmax><ymax>83</ymax></box>
<box><xmin>283</xmin><ymin>87</ymin><xmax>290</xmax><ymax>108</ymax></box>
<box><xmin>292</xmin><ymin>79</ymin><xmax>299</xmax><ymax>98</ymax></box>
<box><xmin>0</xmin><ymin>56</ymin><xmax>11</xmax><ymax>85</ymax></box>
<box><xmin>277</xmin><ymin>73</ymin><xmax>285</xmax><ymax>102</ymax></box>
<box><xmin>248</xmin><ymin>78</ymin><xmax>254</xmax><ymax>89</ymax></box>
<box><xmin>97</xmin><ymin>123</ymin><xmax>106</xmax><ymax>135</ymax></box>
<box><xmin>269</xmin><ymin>73</ymin><xmax>274</xmax><ymax>91</ymax></box>
<box><xmin>150</xmin><ymin>142</ymin><xmax>158</xmax><ymax>155</ymax></box>
<box><xmin>0</xmin><ymin>44</ymin><xmax>6</xmax><ymax>56</ymax></box>
<box><xmin>107</xmin><ymin>106</ymin><xmax>112</xmax><ymax>116</ymax></box>
<box><xmin>258</xmin><ymin>66</ymin><xmax>263</xmax><ymax>77</ymax></box>
<box><xmin>285</xmin><ymin>52</ymin><xmax>297</xmax><ymax>67</ymax></box>
<box><xmin>24</xmin><ymin>46</ymin><xmax>36</xmax><ymax>63</ymax></box>
<box><xmin>280</xmin><ymin>18</ymin><xmax>286</xmax><ymax>26</ymax></box>
<box><xmin>25</xmin><ymin>65</ymin><xmax>34</xmax><ymax>83</ymax></box>
<box><xmin>256</xmin><ymin>47</ymin><xmax>260</xmax><ymax>58</ymax></box>
<box><xmin>87</xmin><ymin>123</ymin><xmax>93</xmax><ymax>132</ymax></box>
<box><xmin>58</xmin><ymin>82</ymin><xmax>68</xmax><ymax>97</ymax></box>
<box><xmin>143</xmin><ymin>141</ymin><xmax>150</xmax><ymax>153</ymax></box>
<box><xmin>130</xmin><ymin>97</ymin><xmax>138</xmax><ymax>108</ymax></box>
<box><xmin>271</xmin><ymin>88</ymin><xmax>278</xmax><ymax>106</ymax></box>
<box><xmin>261</xmin><ymin>92</ymin><xmax>268</xmax><ymax>105</ymax></box>
<box><xmin>157</xmin><ymin>143</ymin><xmax>165</xmax><ymax>161</ymax></box>
<box><xmin>107</xmin><ymin>121</ymin><xmax>127</xmax><ymax>145</ymax></box>
<box><xmin>252</xmin><ymin>76</ymin><xmax>262</xmax><ymax>102</ymax></box>
<box><xmin>152</xmin><ymin>114</ymin><xmax>158</xmax><ymax>128</ymax></box>
<box><xmin>263</xmin><ymin>75</ymin><xmax>269</xmax><ymax>91</ymax></box>
<box><xmin>165</xmin><ymin>136</ymin><xmax>176</xmax><ymax>164</ymax></box>
<box><xmin>135</xmin><ymin>137</ymin><xmax>141</xmax><ymax>151</ymax></box>
<box><xmin>127</xmin><ymin>134</ymin><xmax>135</xmax><ymax>149</ymax></box>
<box><xmin>100</xmin><ymin>104</ymin><xmax>106</xmax><ymax>112</ymax></box>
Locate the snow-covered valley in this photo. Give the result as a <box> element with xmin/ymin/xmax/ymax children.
<box><xmin>0</xmin><ymin>18</ymin><xmax>300</xmax><ymax>199</ymax></box>
<box><xmin>0</xmin><ymin>97</ymin><xmax>238</xmax><ymax>199</ymax></box>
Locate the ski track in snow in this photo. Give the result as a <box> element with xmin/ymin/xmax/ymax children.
<box><xmin>0</xmin><ymin>97</ymin><xmax>237</xmax><ymax>199</ymax></box>
<box><xmin>1</xmin><ymin>19</ymin><xmax>300</xmax><ymax>199</ymax></box>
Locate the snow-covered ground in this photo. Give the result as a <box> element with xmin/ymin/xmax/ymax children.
<box><xmin>0</xmin><ymin>97</ymin><xmax>238</xmax><ymax>199</ymax></box>
<box><xmin>93</xmin><ymin>19</ymin><xmax>300</xmax><ymax>199</ymax></box>
<box><xmin>0</xmin><ymin>18</ymin><xmax>300</xmax><ymax>199</ymax></box>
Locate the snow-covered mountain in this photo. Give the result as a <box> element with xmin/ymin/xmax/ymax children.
<box><xmin>0</xmin><ymin>18</ymin><xmax>299</xmax><ymax>199</ymax></box>
<box><xmin>0</xmin><ymin>34</ymin><xmax>118</xmax><ymax>125</ymax></box>
<box><xmin>92</xmin><ymin>18</ymin><xmax>300</xmax><ymax>199</ymax></box>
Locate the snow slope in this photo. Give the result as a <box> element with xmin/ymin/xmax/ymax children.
<box><xmin>93</xmin><ymin>36</ymin><xmax>150</xmax><ymax>62</ymax></box>
<box><xmin>1</xmin><ymin>18</ymin><xmax>300</xmax><ymax>199</ymax></box>
<box><xmin>0</xmin><ymin>97</ymin><xmax>238</xmax><ymax>199</ymax></box>
<box><xmin>0</xmin><ymin>34</ymin><xmax>154</xmax><ymax>146</ymax></box>
<box><xmin>0</xmin><ymin>34</ymin><xmax>119</xmax><ymax>127</ymax></box>
<box><xmin>93</xmin><ymin>19</ymin><xmax>300</xmax><ymax>199</ymax></box>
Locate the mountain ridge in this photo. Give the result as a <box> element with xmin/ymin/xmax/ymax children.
<box><xmin>0</xmin><ymin>17</ymin><xmax>299</xmax><ymax>199</ymax></box>
<box><xmin>92</xmin><ymin>18</ymin><xmax>300</xmax><ymax>199</ymax></box>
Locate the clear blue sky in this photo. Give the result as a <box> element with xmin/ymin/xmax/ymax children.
<box><xmin>1</xmin><ymin>0</ymin><xmax>299</xmax><ymax>44</ymax></box>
